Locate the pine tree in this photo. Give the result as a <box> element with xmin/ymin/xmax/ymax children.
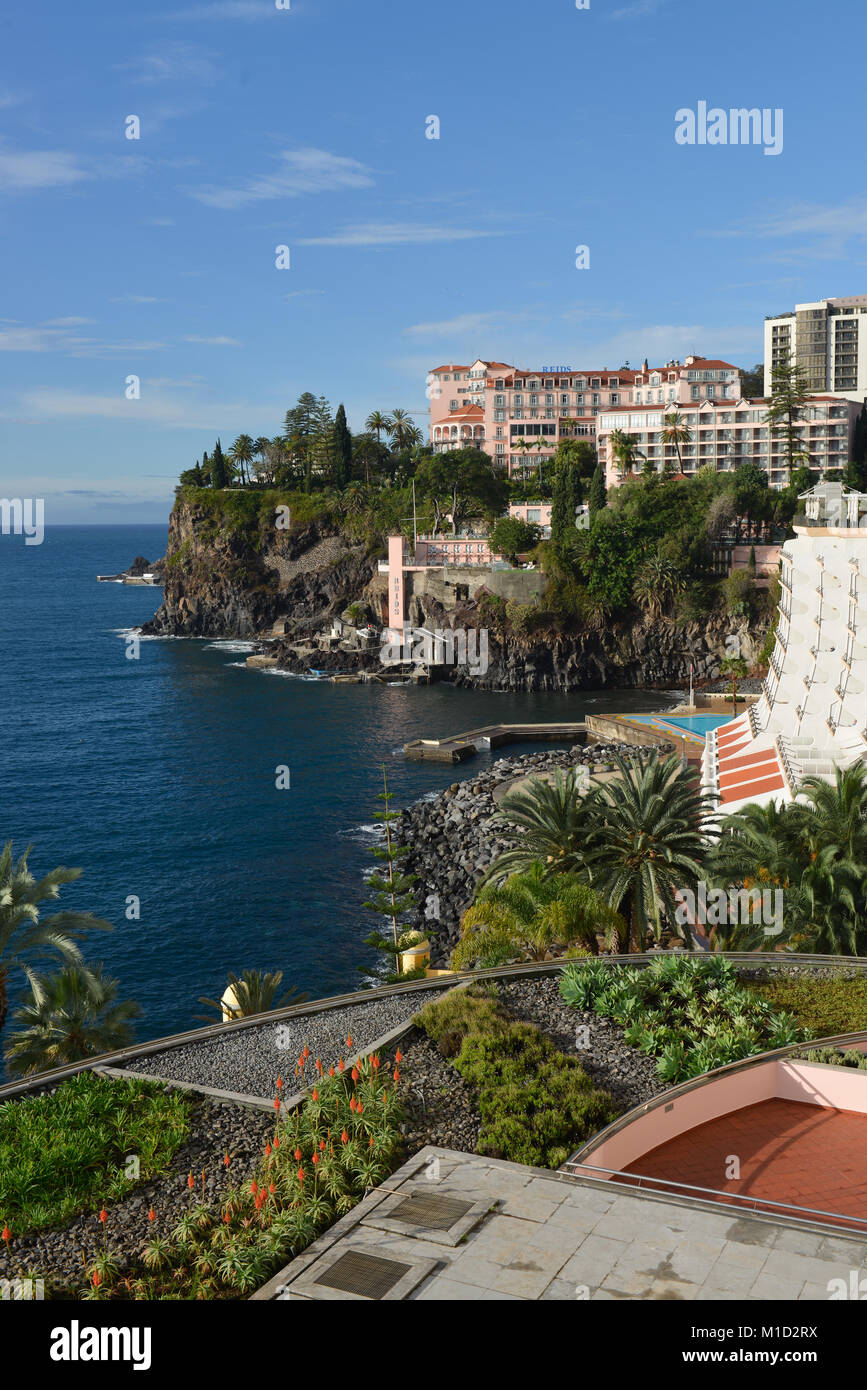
<box><xmin>765</xmin><ymin>353</ymin><xmax>811</xmax><ymax>485</ymax></box>
<box><xmin>362</xmin><ymin>765</ymin><xmax>419</xmax><ymax>980</ymax></box>
<box><xmin>200</xmin><ymin>450</ymin><xmax>211</xmax><ymax>485</ymax></box>
<box><xmin>333</xmin><ymin>403</ymin><xmax>353</xmax><ymax>489</ymax></box>
<box><xmin>588</xmin><ymin>463</ymin><xmax>607</xmax><ymax>517</ymax></box>
<box><xmin>210</xmin><ymin>439</ymin><xmax>229</xmax><ymax>488</ymax></box>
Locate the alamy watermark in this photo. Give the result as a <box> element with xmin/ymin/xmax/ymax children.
<box><xmin>381</xmin><ymin>624</ymin><xmax>489</xmax><ymax>677</ymax></box>
<box><xmin>675</xmin><ymin>103</ymin><xmax>783</xmax><ymax>156</ymax></box>
<box><xmin>1</xmin><ymin>498</ymin><xmax>44</xmax><ymax>545</ymax></box>
<box><xmin>675</xmin><ymin>882</ymin><xmax>784</xmax><ymax>936</ymax></box>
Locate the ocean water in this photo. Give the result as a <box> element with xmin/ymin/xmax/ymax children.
<box><xmin>0</xmin><ymin>525</ymin><xmax>679</xmax><ymax>1046</ymax></box>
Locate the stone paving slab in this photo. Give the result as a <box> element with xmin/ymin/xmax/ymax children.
<box><xmin>259</xmin><ymin>1146</ymin><xmax>867</xmax><ymax>1302</ymax></box>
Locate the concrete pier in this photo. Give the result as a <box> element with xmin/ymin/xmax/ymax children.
<box><xmin>404</xmin><ymin>722</ymin><xmax>587</xmax><ymax>763</ymax></box>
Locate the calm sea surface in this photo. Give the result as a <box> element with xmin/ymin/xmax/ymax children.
<box><xmin>0</xmin><ymin>525</ymin><xmax>680</xmax><ymax>1044</ymax></box>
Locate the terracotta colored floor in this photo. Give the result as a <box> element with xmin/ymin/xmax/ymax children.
<box><xmin>620</xmin><ymin>1098</ymin><xmax>867</xmax><ymax>1227</ymax></box>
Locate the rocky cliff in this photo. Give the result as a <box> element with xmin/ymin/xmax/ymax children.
<box><xmin>142</xmin><ymin>494</ymin><xmax>376</xmax><ymax>638</ymax></box>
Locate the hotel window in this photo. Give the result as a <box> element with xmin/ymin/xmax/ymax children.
<box><xmin>494</xmin><ymin>394</ymin><xmax>505</xmax><ymax>406</ymax></box>
<box><xmin>528</xmin><ymin>380</ymin><xmax>539</xmax><ymax>388</ymax></box>
<box><xmin>495</xmin><ymin>443</ymin><xmax>505</xmax><ymax>454</ymax></box>
<box><xmin>575</xmin><ymin>394</ymin><xmax>584</xmax><ymax>406</ymax></box>
<box><xmin>450</xmin><ymin>399</ymin><xmax>458</xmax><ymax>409</ymax></box>
<box><xmin>528</xmin><ymin>509</ymin><xmax>542</xmax><ymax>523</ymax></box>
<box><xmin>545</xmin><ymin>409</ymin><xmax>555</xmax><ymax>419</ymax></box>
<box><xmin>544</xmin><ymin>379</ymin><xmax>553</xmax><ymax>388</ymax></box>
<box><xmin>706</xmin><ymin>385</ymin><xmax>716</xmax><ymax>397</ymax></box>
<box><xmin>560</xmin><ymin>394</ymin><xmax>569</xmax><ymax>405</ymax></box>
<box><xmin>530</xmin><ymin>394</ymin><xmax>538</xmax><ymax>405</ymax></box>
<box><xmin>545</xmin><ymin>394</ymin><xmax>554</xmax><ymax>405</ymax></box>
<box><xmin>514</xmin><ymin>394</ymin><xmax>523</xmax><ymax>406</ymax></box>
<box><xmin>574</xmin><ymin>378</ymin><xmax>585</xmax><ymax>389</ymax></box>
<box><xmin>592</xmin><ymin>393</ymin><xmax>600</xmax><ymax>405</ymax></box>
<box><xmin>590</xmin><ymin>378</ymin><xmax>600</xmax><ymax>388</ymax></box>
<box><xmin>691</xmin><ymin>386</ymin><xmax>700</xmax><ymax>400</ymax></box>
<box><xmin>610</xmin><ymin>393</ymin><xmax>619</xmax><ymax>405</ymax></box>
<box><xmin>514</xmin><ymin>409</ymin><xmax>524</xmax><ymax>419</ymax></box>
<box><xmin>495</xmin><ymin>379</ymin><xmax>504</xmax><ymax>390</ymax></box>
<box><xmin>495</xmin><ymin>427</ymin><xmax>503</xmax><ymax>438</ymax></box>
<box><xmin>493</xmin><ymin>410</ymin><xmax>505</xmax><ymax>422</ymax></box>
<box><xmin>635</xmin><ymin>392</ymin><xmax>642</xmax><ymax>404</ymax></box>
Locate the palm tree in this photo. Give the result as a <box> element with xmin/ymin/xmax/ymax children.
<box><xmin>4</xmin><ymin>965</ymin><xmax>141</xmax><ymax>1076</ymax></box>
<box><xmin>0</xmin><ymin>843</ymin><xmax>112</xmax><ymax>1038</ymax></box>
<box><xmin>608</xmin><ymin>429</ymin><xmax>641</xmax><ymax>477</ymax></box>
<box><xmin>512</xmin><ymin>436</ymin><xmax>532</xmax><ymax>482</ymax></box>
<box><xmin>661</xmin><ymin>411</ymin><xmax>692</xmax><ymax>473</ymax></box>
<box><xmin>580</xmin><ymin>753</ymin><xmax>712</xmax><ymax>951</ymax></box>
<box><xmin>198</xmin><ymin>969</ymin><xmax>308</xmax><ymax>1021</ymax></box>
<box><xmin>230</xmin><ymin>434</ymin><xmax>255</xmax><ymax>486</ymax></box>
<box><xmin>388</xmin><ymin>408</ymin><xmax>414</xmax><ymax>452</ymax></box>
<box><xmin>253</xmin><ymin>436</ymin><xmax>272</xmax><ymax>482</ymax></box>
<box><xmin>633</xmin><ymin>556</ymin><xmax>684</xmax><ymax>618</ymax></box>
<box><xmin>710</xmin><ymin>800</ymin><xmax>806</xmax><ymax>895</ymax></box>
<box><xmin>451</xmin><ymin>863</ymin><xmax>624</xmax><ymax>968</ymax></box>
<box><xmin>484</xmin><ymin>768</ymin><xmax>594</xmax><ymax>885</ymax></box>
<box><xmin>365</xmin><ymin>410</ymin><xmax>390</xmax><ymax>444</ymax></box>
<box><xmin>719</xmin><ymin>654</ymin><xmax>749</xmax><ymax>713</ymax></box>
<box><xmin>799</xmin><ymin>762</ymin><xmax>867</xmax><ymax>866</ymax></box>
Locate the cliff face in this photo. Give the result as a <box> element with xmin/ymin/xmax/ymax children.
<box><xmin>142</xmin><ymin>495</ymin><xmax>376</xmax><ymax>638</ymax></box>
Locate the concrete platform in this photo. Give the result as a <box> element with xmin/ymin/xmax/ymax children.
<box><xmin>256</xmin><ymin>1146</ymin><xmax>867</xmax><ymax>1301</ymax></box>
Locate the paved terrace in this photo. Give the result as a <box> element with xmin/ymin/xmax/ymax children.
<box><xmin>256</xmin><ymin>1147</ymin><xmax>867</xmax><ymax>1302</ymax></box>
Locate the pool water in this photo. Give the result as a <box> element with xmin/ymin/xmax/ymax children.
<box><xmin>625</xmin><ymin>713</ymin><xmax>735</xmax><ymax>740</ymax></box>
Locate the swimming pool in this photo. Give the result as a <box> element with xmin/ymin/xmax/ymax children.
<box><xmin>625</xmin><ymin>713</ymin><xmax>735</xmax><ymax>740</ymax></box>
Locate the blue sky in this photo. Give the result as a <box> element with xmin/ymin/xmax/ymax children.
<box><xmin>2</xmin><ymin>0</ymin><xmax>866</xmax><ymax>522</ymax></box>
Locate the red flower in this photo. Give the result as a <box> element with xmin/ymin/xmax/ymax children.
<box><xmin>92</xmin><ymin>1270</ymin><xmax>101</xmax><ymax>1288</ymax></box>
<box><xmin>393</xmin><ymin>1068</ymin><xmax>400</xmax><ymax>1083</ymax></box>
<box><xmin>328</xmin><ymin>1065</ymin><xmax>335</xmax><ymax>1078</ymax></box>
<box><xmin>1</xmin><ymin>1224</ymin><xmax>10</xmax><ymax>1245</ymax></box>
<box><xmin>349</xmin><ymin>1096</ymin><xmax>357</xmax><ymax>1112</ymax></box>
<box><xmin>187</xmin><ymin>1173</ymin><xmax>195</xmax><ymax>1190</ymax></box>
<box><xmin>356</xmin><ymin>1102</ymin><xmax>364</xmax><ymax>1115</ymax></box>
<box><xmin>395</xmin><ymin>1047</ymin><xmax>403</xmax><ymax>1064</ymax></box>
<box><xmin>297</xmin><ymin>1168</ymin><xmax>305</xmax><ymax>1184</ymax></box>
<box><xmin>319</xmin><ymin>1138</ymin><xmax>326</xmax><ymax>1151</ymax></box>
<box><xmin>223</xmin><ymin>1211</ymin><xmax>231</xmax><ymax>1225</ymax></box>
<box><xmin>303</xmin><ymin>1045</ymin><xmax>310</xmax><ymax>1060</ymax></box>
<box><xmin>312</xmin><ymin>1152</ymin><xmax>320</xmax><ymax>1165</ymax></box>
<box><xmin>147</xmin><ymin>1208</ymin><xmax>156</xmax><ymax>1222</ymax></box>
<box><xmin>346</xmin><ymin>1033</ymin><xmax>352</xmax><ymax>1048</ymax></box>
<box><xmin>274</xmin><ymin>1097</ymin><xmax>281</xmax><ymax>1111</ymax></box>
<box><xmin>369</xmin><ymin>1137</ymin><xmax>375</xmax><ymax>1148</ymax></box>
<box><xmin>269</xmin><ymin>1182</ymin><xmax>276</xmax><ymax>1195</ymax></box>
<box><xmin>372</xmin><ymin>1055</ymin><xmax>380</xmax><ymax>1071</ymax></box>
<box><xmin>341</xmin><ymin>1130</ymin><xmax>349</xmax><ymax>1144</ymax></box>
<box><xmin>294</xmin><ymin>1147</ymin><xmax>302</xmax><ymax>1162</ymax></box>
<box><xmin>338</xmin><ymin>1059</ymin><xmax>345</xmax><ymax>1073</ymax></box>
<box><xmin>99</xmin><ymin>1207</ymin><xmax>108</xmax><ymax>1224</ymax></box>
<box><xmin>273</xmin><ymin>1136</ymin><xmax>280</xmax><ymax>1150</ymax></box>
<box><xmin>312</xmin><ymin>1089</ymin><xmax>319</xmax><ymax>1101</ymax></box>
<box><xmin>351</xmin><ymin>1067</ymin><xmax>359</xmax><ymax>1083</ymax></box>
<box><xmin>265</xmin><ymin>1142</ymin><xmax>272</xmax><ymax>1156</ymax></box>
<box><xmin>223</xmin><ymin>1151</ymin><xmax>231</xmax><ymax>1168</ymax></box>
<box><xmin>251</xmin><ymin>1180</ymin><xmax>259</xmax><ymax>1195</ymax></box>
<box><xmin>276</xmin><ymin>1076</ymin><xmax>284</xmax><ymax>1090</ymax></box>
<box><xmin>315</xmin><ymin>1058</ymin><xmax>322</xmax><ymax>1073</ymax></box>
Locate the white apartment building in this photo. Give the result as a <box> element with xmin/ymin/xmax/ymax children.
<box><xmin>597</xmin><ymin>395</ymin><xmax>859</xmax><ymax>491</ymax></box>
<box><xmin>764</xmin><ymin>296</ymin><xmax>867</xmax><ymax>401</ymax></box>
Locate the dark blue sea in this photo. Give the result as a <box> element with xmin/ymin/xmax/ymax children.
<box><xmin>0</xmin><ymin>525</ymin><xmax>678</xmax><ymax>1047</ymax></box>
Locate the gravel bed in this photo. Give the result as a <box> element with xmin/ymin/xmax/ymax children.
<box><xmin>0</xmin><ymin>1095</ymin><xmax>272</xmax><ymax>1295</ymax></box>
<box><xmin>123</xmin><ymin>989</ymin><xmax>451</xmax><ymax>1098</ymax></box>
<box><xmin>495</xmin><ymin>976</ymin><xmax>668</xmax><ymax>1114</ymax></box>
<box><xmin>393</xmin><ymin>1031</ymin><xmax>482</xmax><ymax>1158</ymax></box>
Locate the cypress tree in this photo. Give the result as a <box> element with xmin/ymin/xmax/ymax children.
<box><xmin>210</xmin><ymin>439</ymin><xmax>228</xmax><ymax>488</ymax></box>
<box><xmin>333</xmin><ymin>403</ymin><xmax>353</xmax><ymax>489</ymax></box>
<box><xmin>550</xmin><ymin>459</ymin><xmax>581</xmax><ymax>548</ymax></box>
<box><xmin>588</xmin><ymin>463</ymin><xmax>607</xmax><ymax>517</ymax></box>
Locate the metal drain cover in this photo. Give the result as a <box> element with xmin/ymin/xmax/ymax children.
<box><xmin>315</xmin><ymin>1250</ymin><xmax>411</xmax><ymax>1299</ymax></box>
<box><xmin>285</xmin><ymin>1243</ymin><xmax>439</xmax><ymax>1301</ymax></box>
<box><xmin>362</xmin><ymin>1185</ymin><xmax>492</xmax><ymax>1246</ymax></box>
<box><xmin>389</xmin><ymin>1193</ymin><xmax>475</xmax><ymax>1230</ymax></box>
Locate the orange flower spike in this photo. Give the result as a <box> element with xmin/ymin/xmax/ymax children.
<box><xmin>187</xmin><ymin>1172</ymin><xmax>195</xmax><ymax>1190</ymax></box>
<box><xmin>393</xmin><ymin>1068</ymin><xmax>400</xmax><ymax>1083</ymax></box>
<box><xmin>297</xmin><ymin>1168</ymin><xmax>305</xmax><ymax>1185</ymax></box>
<box><xmin>265</xmin><ymin>1142</ymin><xmax>272</xmax><ymax>1156</ymax></box>
<box><xmin>99</xmin><ymin>1207</ymin><xmax>108</xmax><ymax>1224</ymax></box>
<box><xmin>223</xmin><ymin>1151</ymin><xmax>231</xmax><ymax>1168</ymax></box>
<box><xmin>276</xmin><ymin>1076</ymin><xmax>284</xmax><ymax>1091</ymax></box>
<box><xmin>147</xmin><ymin>1208</ymin><xmax>156</xmax><ymax>1222</ymax></box>
<box><xmin>315</xmin><ymin>1058</ymin><xmax>322</xmax><ymax>1073</ymax></box>
<box><xmin>92</xmin><ymin>1270</ymin><xmax>101</xmax><ymax>1288</ymax></box>
<box><xmin>349</xmin><ymin>1096</ymin><xmax>356</xmax><ymax>1112</ymax></box>
<box><xmin>372</xmin><ymin>1055</ymin><xmax>380</xmax><ymax>1071</ymax></box>
<box><xmin>223</xmin><ymin>1211</ymin><xmax>231</xmax><ymax>1225</ymax></box>
<box><xmin>2</xmin><ymin>1224</ymin><xmax>11</xmax><ymax>1245</ymax></box>
<box><xmin>351</xmin><ymin>1067</ymin><xmax>359</xmax><ymax>1083</ymax></box>
<box><xmin>269</xmin><ymin>1182</ymin><xmax>276</xmax><ymax>1195</ymax></box>
<box><xmin>274</xmin><ymin>1097</ymin><xmax>281</xmax><ymax>1112</ymax></box>
<box><xmin>357</xmin><ymin>1101</ymin><xmax>364</xmax><ymax>1115</ymax></box>
<box><xmin>341</xmin><ymin>1130</ymin><xmax>349</xmax><ymax>1144</ymax></box>
<box><xmin>312</xmin><ymin>1152</ymin><xmax>319</xmax><ymax>1166</ymax></box>
<box><xmin>251</xmin><ymin>1180</ymin><xmax>259</xmax><ymax>1195</ymax></box>
<box><xmin>346</xmin><ymin>1033</ymin><xmax>352</xmax><ymax>1048</ymax></box>
<box><xmin>395</xmin><ymin>1047</ymin><xmax>402</xmax><ymax>1064</ymax></box>
<box><xmin>312</xmin><ymin>1089</ymin><xmax>319</xmax><ymax>1101</ymax></box>
<box><xmin>303</xmin><ymin>1044</ymin><xmax>310</xmax><ymax>1060</ymax></box>
<box><xmin>328</xmin><ymin>1065</ymin><xmax>335</xmax><ymax>1078</ymax></box>
<box><xmin>294</xmin><ymin>1147</ymin><xmax>302</xmax><ymax>1162</ymax></box>
<box><xmin>338</xmin><ymin>1058</ymin><xmax>345</xmax><ymax>1073</ymax></box>
<box><xmin>273</xmin><ymin>1136</ymin><xmax>280</xmax><ymax>1150</ymax></box>
<box><xmin>319</xmin><ymin>1138</ymin><xmax>326</xmax><ymax>1151</ymax></box>
<box><xmin>369</xmin><ymin>1136</ymin><xmax>375</xmax><ymax>1148</ymax></box>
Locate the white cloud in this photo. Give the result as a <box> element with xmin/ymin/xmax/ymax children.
<box><xmin>182</xmin><ymin>335</ymin><xmax>241</xmax><ymax>346</ymax></box>
<box><xmin>7</xmin><ymin>387</ymin><xmax>281</xmax><ymax>430</ymax></box>
<box><xmin>117</xmin><ymin>42</ymin><xmax>219</xmax><ymax>85</ymax></box>
<box><xmin>41</xmin><ymin>316</ymin><xmax>97</xmax><ymax>327</ymax></box>
<box><xmin>299</xmin><ymin>222</ymin><xmax>502</xmax><ymax>247</ymax></box>
<box><xmin>0</xmin><ymin>146</ymin><xmax>90</xmax><ymax>191</ymax></box>
<box><xmin>189</xmin><ymin>148</ymin><xmax>374</xmax><ymax>210</ymax></box>
<box><xmin>160</xmin><ymin>1</ymin><xmax>273</xmax><ymax>18</ymax></box>
<box><xmin>403</xmin><ymin>310</ymin><xmax>530</xmax><ymax>339</ymax></box>
<box><xmin>111</xmin><ymin>295</ymin><xmax>171</xmax><ymax>304</ymax></box>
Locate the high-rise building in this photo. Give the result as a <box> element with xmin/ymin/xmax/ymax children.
<box><xmin>764</xmin><ymin>296</ymin><xmax>867</xmax><ymax>400</ymax></box>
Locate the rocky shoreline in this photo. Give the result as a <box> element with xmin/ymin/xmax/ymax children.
<box><xmin>394</xmin><ymin>739</ymin><xmax>667</xmax><ymax>966</ymax></box>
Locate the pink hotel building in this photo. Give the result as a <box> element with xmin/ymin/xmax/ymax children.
<box><xmin>428</xmin><ymin>356</ymin><xmax>862</xmax><ymax>489</ymax></box>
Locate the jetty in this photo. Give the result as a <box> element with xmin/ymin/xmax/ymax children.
<box><xmin>404</xmin><ymin>721</ymin><xmax>587</xmax><ymax>763</ymax></box>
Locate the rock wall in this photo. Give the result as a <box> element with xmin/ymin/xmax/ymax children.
<box><xmin>142</xmin><ymin>496</ymin><xmax>375</xmax><ymax>638</ymax></box>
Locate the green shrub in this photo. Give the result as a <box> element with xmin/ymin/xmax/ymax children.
<box><xmin>0</xmin><ymin>1072</ymin><xmax>191</xmax><ymax>1236</ymax></box>
<box><xmin>416</xmin><ymin>987</ymin><xmax>616</xmax><ymax>1167</ymax></box>
<box><xmin>559</xmin><ymin>956</ymin><xmax>806</xmax><ymax>1083</ymax></box>
<box><xmin>800</xmin><ymin>1046</ymin><xmax>867</xmax><ymax>1069</ymax></box>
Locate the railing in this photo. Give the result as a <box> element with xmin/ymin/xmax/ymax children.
<box><xmin>559</xmin><ymin>1161</ymin><xmax>867</xmax><ymax>1237</ymax></box>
